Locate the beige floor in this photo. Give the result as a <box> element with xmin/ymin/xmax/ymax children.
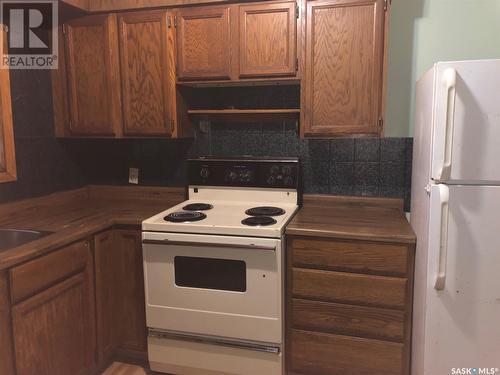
<box><xmin>101</xmin><ymin>362</ymin><xmax>154</xmax><ymax>375</ymax></box>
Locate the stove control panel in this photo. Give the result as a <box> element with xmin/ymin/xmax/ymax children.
<box><xmin>188</xmin><ymin>157</ymin><xmax>300</xmax><ymax>189</ymax></box>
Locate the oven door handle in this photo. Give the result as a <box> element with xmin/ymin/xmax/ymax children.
<box><xmin>148</xmin><ymin>329</ymin><xmax>280</xmax><ymax>354</ymax></box>
<box><xmin>142</xmin><ymin>239</ymin><xmax>276</xmax><ymax>251</ymax></box>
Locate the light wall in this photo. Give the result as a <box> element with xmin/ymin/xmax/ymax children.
<box><xmin>384</xmin><ymin>0</ymin><xmax>500</xmax><ymax>137</ymax></box>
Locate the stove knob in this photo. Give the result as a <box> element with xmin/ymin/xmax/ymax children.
<box><xmin>267</xmin><ymin>176</ymin><xmax>276</xmax><ymax>185</ymax></box>
<box><xmin>240</xmin><ymin>170</ymin><xmax>252</xmax><ymax>182</ymax></box>
<box><xmin>228</xmin><ymin>171</ymin><xmax>238</xmax><ymax>182</ymax></box>
<box><xmin>200</xmin><ymin>168</ymin><xmax>210</xmax><ymax>179</ymax></box>
<box><xmin>282</xmin><ymin>165</ymin><xmax>292</xmax><ymax>177</ymax></box>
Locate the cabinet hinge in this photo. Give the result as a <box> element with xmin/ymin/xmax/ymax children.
<box><xmin>384</xmin><ymin>0</ymin><xmax>389</xmax><ymax>11</ymax></box>
<box><xmin>296</xmin><ymin>57</ymin><xmax>299</xmax><ymax>72</ymax></box>
<box><xmin>167</xmin><ymin>16</ymin><xmax>172</xmax><ymax>28</ymax></box>
<box><xmin>378</xmin><ymin>117</ymin><xmax>384</xmax><ymax>130</ymax></box>
<box><xmin>173</xmin><ymin>15</ymin><xmax>178</xmax><ymax>28</ymax></box>
<box><xmin>296</xmin><ymin>3</ymin><xmax>300</xmax><ymax>18</ymax></box>
<box><xmin>62</xmin><ymin>24</ymin><xmax>67</xmax><ymax>34</ymax></box>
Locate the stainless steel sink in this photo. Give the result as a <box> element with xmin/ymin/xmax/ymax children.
<box><xmin>0</xmin><ymin>229</ymin><xmax>53</xmax><ymax>253</ymax></box>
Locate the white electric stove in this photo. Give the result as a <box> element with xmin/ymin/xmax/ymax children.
<box><xmin>142</xmin><ymin>157</ymin><xmax>300</xmax><ymax>375</ymax></box>
<box><xmin>142</xmin><ymin>187</ymin><xmax>298</xmax><ymax>238</ymax></box>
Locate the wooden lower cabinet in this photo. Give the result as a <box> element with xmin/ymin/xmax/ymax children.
<box><xmin>4</xmin><ymin>228</ymin><xmax>146</xmax><ymax>374</ymax></box>
<box><xmin>95</xmin><ymin>229</ymin><xmax>147</xmax><ymax>362</ymax></box>
<box><xmin>290</xmin><ymin>329</ymin><xmax>403</xmax><ymax>375</ymax></box>
<box><xmin>0</xmin><ymin>271</ymin><xmax>15</xmax><ymax>375</ymax></box>
<box><xmin>10</xmin><ymin>240</ymin><xmax>95</xmax><ymax>375</ymax></box>
<box><xmin>95</xmin><ymin>230</ymin><xmax>118</xmax><ymax>363</ymax></box>
<box><xmin>286</xmin><ymin>236</ymin><xmax>415</xmax><ymax>375</ymax></box>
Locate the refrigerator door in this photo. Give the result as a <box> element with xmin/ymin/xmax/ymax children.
<box><xmin>431</xmin><ymin>59</ymin><xmax>500</xmax><ymax>184</ymax></box>
<box><xmin>422</xmin><ymin>184</ymin><xmax>500</xmax><ymax>374</ymax></box>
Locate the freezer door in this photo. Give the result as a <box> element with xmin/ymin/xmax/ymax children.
<box><xmin>431</xmin><ymin>59</ymin><xmax>500</xmax><ymax>184</ymax></box>
<box><xmin>422</xmin><ymin>185</ymin><xmax>500</xmax><ymax>374</ymax></box>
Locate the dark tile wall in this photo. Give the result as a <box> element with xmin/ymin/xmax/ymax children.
<box><xmin>0</xmin><ymin>69</ymin><xmax>86</xmax><ymax>204</ymax></box>
<box><xmin>61</xmin><ymin>138</ymin><xmax>194</xmax><ymax>187</ymax></box>
<box><xmin>190</xmin><ymin>122</ymin><xmax>413</xmax><ymax>211</ymax></box>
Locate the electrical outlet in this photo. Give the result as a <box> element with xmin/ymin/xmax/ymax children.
<box><xmin>129</xmin><ymin>167</ymin><xmax>139</xmax><ymax>184</ymax></box>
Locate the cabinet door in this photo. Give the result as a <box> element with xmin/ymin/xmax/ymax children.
<box><xmin>114</xmin><ymin>230</ymin><xmax>147</xmax><ymax>352</ymax></box>
<box><xmin>118</xmin><ymin>11</ymin><xmax>173</xmax><ymax>136</ymax></box>
<box><xmin>64</xmin><ymin>14</ymin><xmax>122</xmax><ymax>136</ymax></box>
<box><xmin>95</xmin><ymin>230</ymin><xmax>146</xmax><ymax>360</ymax></box>
<box><xmin>239</xmin><ymin>1</ymin><xmax>297</xmax><ymax>78</ymax></box>
<box><xmin>176</xmin><ymin>6</ymin><xmax>231</xmax><ymax>80</ymax></box>
<box><xmin>0</xmin><ymin>272</ymin><xmax>15</xmax><ymax>375</ymax></box>
<box><xmin>0</xmin><ymin>24</ymin><xmax>16</xmax><ymax>182</ymax></box>
<box><xmin>94</xmin><ymin>231</ymin><xmax>117</xmax><ymax>363</ymax></box>
<box><xmin>302</xmin><ymin>0</ymin><xmax>385</xmax><ymax>136</ymax></box>
<box><xmin>12</xmin><ymin>271</ymin><xmax>95</xmax><ymax>375</ymax></box>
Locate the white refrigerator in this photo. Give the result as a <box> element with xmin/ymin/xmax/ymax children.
<box><xmin>411</xmin><ymin>59</ymin><xmax>500</xmax><ymax>375</ymax></box>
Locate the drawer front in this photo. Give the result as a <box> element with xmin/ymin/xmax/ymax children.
<box><xmin>291</xmin><ymin>238</ymin><xmax>408</xmax><ymax>276</ymax></box>
<box><xmin>292</xmin><ymin>268</ymin><xmax>407</xmax><ymax>309</ymax></box>
<box><xmin>289</xmin><ymin>329</ymin><xmax>403</xmax><ymax>375</ymax></box>
<box><xmin>10</xmin><ymin>240</ymin><xmax>89</xmax><ymax>304</ymax></box>
<box><xmin>291</xmin><ymin>298</ymin><xmax>404</xmax><ymax>342</ymax></box>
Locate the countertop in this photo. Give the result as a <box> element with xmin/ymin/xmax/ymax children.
<box><xmin>286</xmin><ymin>195</ymin><xmax>416</xmax><ymax>244</ymax></box>
<box><xmin>0</xmin><ymin>187</ymin><xmax>415</xmax><ymax>271</ymax></box>
<box><xmin>0</xmin><ymin>185</ymin><xmax>185</xmax><ymax>270</ymax></box>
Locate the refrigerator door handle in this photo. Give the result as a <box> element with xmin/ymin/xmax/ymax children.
<box><xmin>438</xmin><ymin>68</ymin><xmax>457</xmax><ymax>181</ymax></box>
<box><xmin>434</xmin><ymin>184</ymin><xmax>450</xmax><ymax>290</ymax></box>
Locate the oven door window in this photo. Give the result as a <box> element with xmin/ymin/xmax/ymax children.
<box><xmin>174</xmin><ymin>256</ymin><xmax>246</xmax><ymax>292</ymax></box>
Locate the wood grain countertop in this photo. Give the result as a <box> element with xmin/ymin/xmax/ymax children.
<box><xmin>286</xmin><ymin>195</ymin><xmax>416</xmax><ymax>244</ymax></box>
<box><xmin>0</xmin><ymin>185</ymin><xmax>185</xmax><ymax>270</ymax></box>
<box><xmin>0</xmin><ymin>187</ymin><xmax>415</xmax><ymax>270</ymax></box>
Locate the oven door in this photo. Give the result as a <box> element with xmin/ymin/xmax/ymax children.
<box><xmin>142</xmin><ymin>231</ymin><xmax>283</xmax><ymax>344</ymax></box>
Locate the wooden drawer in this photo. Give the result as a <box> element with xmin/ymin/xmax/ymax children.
<box><xmin>292</xmin><ymin>268</ymin><xmax>407</xmax><ymax>309</ymax></box>
<box><xmin>10</xmin><ymin>240</ymin><xmax>89</xmax><ymax>304</ymax></box>
<box><xmin>291</xmin><ymin>238</ymin><xmax>408</xmax><ymax>276</ymax></box>
<box><xmin>291</xmin><ymin>298</ymin><xmax>404</xmax><ymax>342</ymax></box>
<box><xmin>289</xmin><ymin>329</ymin><xmax>403</xmax><ymax>375</ymax></box>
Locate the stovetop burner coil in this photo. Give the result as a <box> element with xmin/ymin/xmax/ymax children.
<box><xmin>245</xmin><ymin>206</ymin><xmax>285</xmax><ymax>216</ymax></box>
<box><xmin>164</xmin><ymin>211</ymin><xmax>207</xmax><ymax>223</ymax></box>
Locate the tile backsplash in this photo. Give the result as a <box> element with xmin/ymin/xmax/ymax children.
<box><xmin>0</xmin><ymin>69</ymin><xmax>86</xmax><ymax>204</ymax></box>
<box><xmin>190</xmin><ymin>122</ymin><xmax>413</xmax><ymax>211</ymax></box>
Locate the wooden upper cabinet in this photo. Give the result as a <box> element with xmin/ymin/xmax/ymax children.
<box><xmin>238</xmin><ymin>1</ymin><xmax>297</xmax><ymax>78</ymax></box>
<box><xmin>118</xmin><ymin>11</ymin><xmax>173</xmax><ymax>136</ymax></box>
<box><xmin>176</xmin><ymin>6</ymin><xmax>231</xmax><ymax>80</ymax></box>
<box><xmin>0</xmin><ymin>24</ymin><xmax>16</xmax><ymax>183</ymax></box>
<box><xmin>302</xmin><ymin>0</ymin><xmax>386</xmax><ymax>137</ymax></box>
<box><xmin>64</xmin><ymin>14</ymin><xmax>122</xmax><ymax>136</ymax></box>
